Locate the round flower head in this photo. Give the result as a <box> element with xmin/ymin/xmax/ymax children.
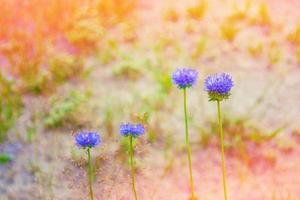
<box><xmin>172</xmin><ymin>68</ymin><xmax>198</xmax><ymax>89</ymax></box>
<box><xmin>204</xmin><ymin>73</ymin><xmax>234</xmax><ymax>101</ymax></box>
<box><xmin>120</xmin><ymin>123</ymin><xmax>145</xmax><ymax>138</ymax></box>
<box><xmin>75</xmin><ymin>131</ymin><xmax>100</xmax><ymax>148</ymax></box>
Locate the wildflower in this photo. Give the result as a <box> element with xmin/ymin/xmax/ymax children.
<box><xmin>120</xmin><ymin>123</ymin><xmax>145</xmax><ymax>138</ymax></box>
<box><xmin>172</xmin><ymin>68</ymin><xmax>198</xmax><ymax>89</ymax></box>
<box><xmin>204</xmin><ymin>73</ymin><xmax>234</xmax><ymax>200</ymax></box>
<box><xmin>171</xmin><ymin>67</ymin><xmax>198</xmax><ymax>199</ymax></box>
<box><xmin>204</xmin><ymin>73</ymin><xmax>233</xmax><ymax>101</ymax></box>
<box><xmin>74</xmin><ymin>130</ymin><xmax>100</xmax><ymax>200</ymax></box>
<box><xmin>120</xmin><ymin>122</ymin><xmax>145</xmax><ymax>200</ymax></box>
<box><xmin>75</xmin><ymin>131</ymin><xmax>100</xmax><ymax>148</ymax></box>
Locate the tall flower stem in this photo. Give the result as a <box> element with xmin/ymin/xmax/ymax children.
<box><xmin>183</xmin><ymin>88</ymin><xmax>196</xmax><ymax>199</ymax></box>
<box><xmin>217</xmin><ymin>100</ymin><xmax>228</xmax><ymax>200</ymax></box>
<box><xmin>129</xmin><ymin>135</ymin><xmax>138</xmax><ymax>200</ymax></box>
<box><xmin>87</xmin><ymin>148</ymin><xmax>94</xmax><ymax>200</ymax></box>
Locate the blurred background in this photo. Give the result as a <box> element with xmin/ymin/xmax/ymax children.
<box><xmin>1</xmin><ymin>0</ymin><xmax>300</xmax><ymax>199</ymax></box>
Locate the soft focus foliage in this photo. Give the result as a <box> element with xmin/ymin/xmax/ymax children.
<box><xmin>220</xmin><ymin>20</ymin><xmax>239</xmax><ymax>42</ymax></box>
<box><xmin>186</xmin><ymin>0</ymin><xmax>207</xmax><ymax>20</ymax></box>
<box><xmin>0</xmin><ymin>73</ymin><xmax>21</xmax><ymax>142</ymax></box>
<box><xmin>1</xmin><ymin>0</ymin><xmax>300</xmax><ymax>199</ymax></box>
<box><xmin>287</xmin><ymin>24</ymin><xmax>300</xmax><ymax>46</ymax></box>
<box><xmin>44</xmin><ymin>90</ymin><xmax>89</xmax><ymax>128</ymax></box>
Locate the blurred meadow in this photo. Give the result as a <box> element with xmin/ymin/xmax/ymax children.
<box><xmin>1</xmin><ymin>0</ymin><xmax>300</xmax><ymax>199</ymax></box>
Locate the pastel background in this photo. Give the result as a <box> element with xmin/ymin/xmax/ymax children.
<box><xmin>1</xmin><ymin>0</ymin><xmax>300</xmax><ymax>199</ymax></box>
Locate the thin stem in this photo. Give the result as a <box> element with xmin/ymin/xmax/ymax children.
<box><xmin>183</xmin><ymin>88</ymin><xmax>196</xmax><ymax>199</ymax></box>
<box><xmin>217</xmin><ymin>100</ymin><xmax>228</xmax><ymax>200</ymax></box>
<box><xmin>129</xmin><ymin>135</ymin><xmax>138</xmax><ymax>200</ymax></box>
<box><xmin>87</xmin><ymin>148</ymin><xmax>94</xmax><ymax>200</ymax></box>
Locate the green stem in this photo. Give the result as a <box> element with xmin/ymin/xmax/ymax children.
<box><xmin>129</xmin><ymin>135</ymin><xmax>138</xmax><ymax>200</ymax></box>
<box><xmin>183</xmin><ymin>88</ymin><xmax>196</xmax><ymax>199</ymax></box>
<box><xmin>217</xmin><ymin>100</ymin><xmax>228</xmax><ymax>200</ymax></box>
<box><xmin>87</xmin><ymin>148</ymin><xmax>94</xmax><ymax>200</ymax></box>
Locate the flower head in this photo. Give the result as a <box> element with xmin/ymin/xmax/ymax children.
<box><xmin>75</xmin><ymin>131</ymin><xmax>100</xmax><ymax>148</ymax></box>
<box><xmin>120</xmin><ymin>123</ymin><xmax>145</xmax><ymax>138</ymax></box>
<box><xmin>172</xmin><ymin>68</ymin><xmax>198</xmax><ymax>89</ymax></box>
<box><xmin>204</xmin><ymin>73</ymin><xmax>234</xmax><ymax>101</ymax></box>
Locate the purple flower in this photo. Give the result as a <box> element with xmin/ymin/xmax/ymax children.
<box><xmin>204</xmin><ymin>73</ymin><xmax>234</xmax><ymax>101</ymax></box>
<box><xmin>75</xmin><ymin>131</ymin><xmax>100</xmax><ymax>148</ymax></box>
<box><xmin>120</xmin><ymin>123</ymin><xmax>145</xmax><ymax>137</ymax></box>
<box><xmin>172</xmin><ymin>68</ymin><xmax>198</xmax><ymax>89</ymax></box>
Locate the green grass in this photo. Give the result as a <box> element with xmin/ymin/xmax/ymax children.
<box><xmin>49</xmin><ymin>53</ymin><xmax>85</xmax><ymax>83</ymax></box>
<box><xmin>0</xmin><ymin>73</ymin><xmax>22</xmax><ymax>142</ymax></box>
<box><xmin>44</xmin><ymin>90</ymin><xmax>90</xmax><ymax>128</ymax></box>
<box><xmin>113</xmin><ymin>54</ymin><xmax>149</xmax><ymax>80</ymax></box>
<box><xmin>0</xmin><ymin>153</ymin><xmax>12</xmax><ymax>164</ymax></box>
<box><xmin>198</xmin><ymin>115</ymin><xmax>285</xmax><ymax>151</ymax></box>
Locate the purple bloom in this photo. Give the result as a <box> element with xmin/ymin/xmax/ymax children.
<box><xmin>120</xmin><ymin>123</ymin><xmax>145</xmax><ymax>137</ymax></box>
<box><xmin>172</xmin><ymin>68</ymin><xmax>198</xmax><ymax>89</ymax></box>
<box><xmin>204</xmin><ymin>73</ymin><xmax>234</xmax><ymax>101</ymax></box>
<box><xmin>75</xmin><ymin>131</ymin><xmax>100</xmax><ymax>148</ymax></box>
